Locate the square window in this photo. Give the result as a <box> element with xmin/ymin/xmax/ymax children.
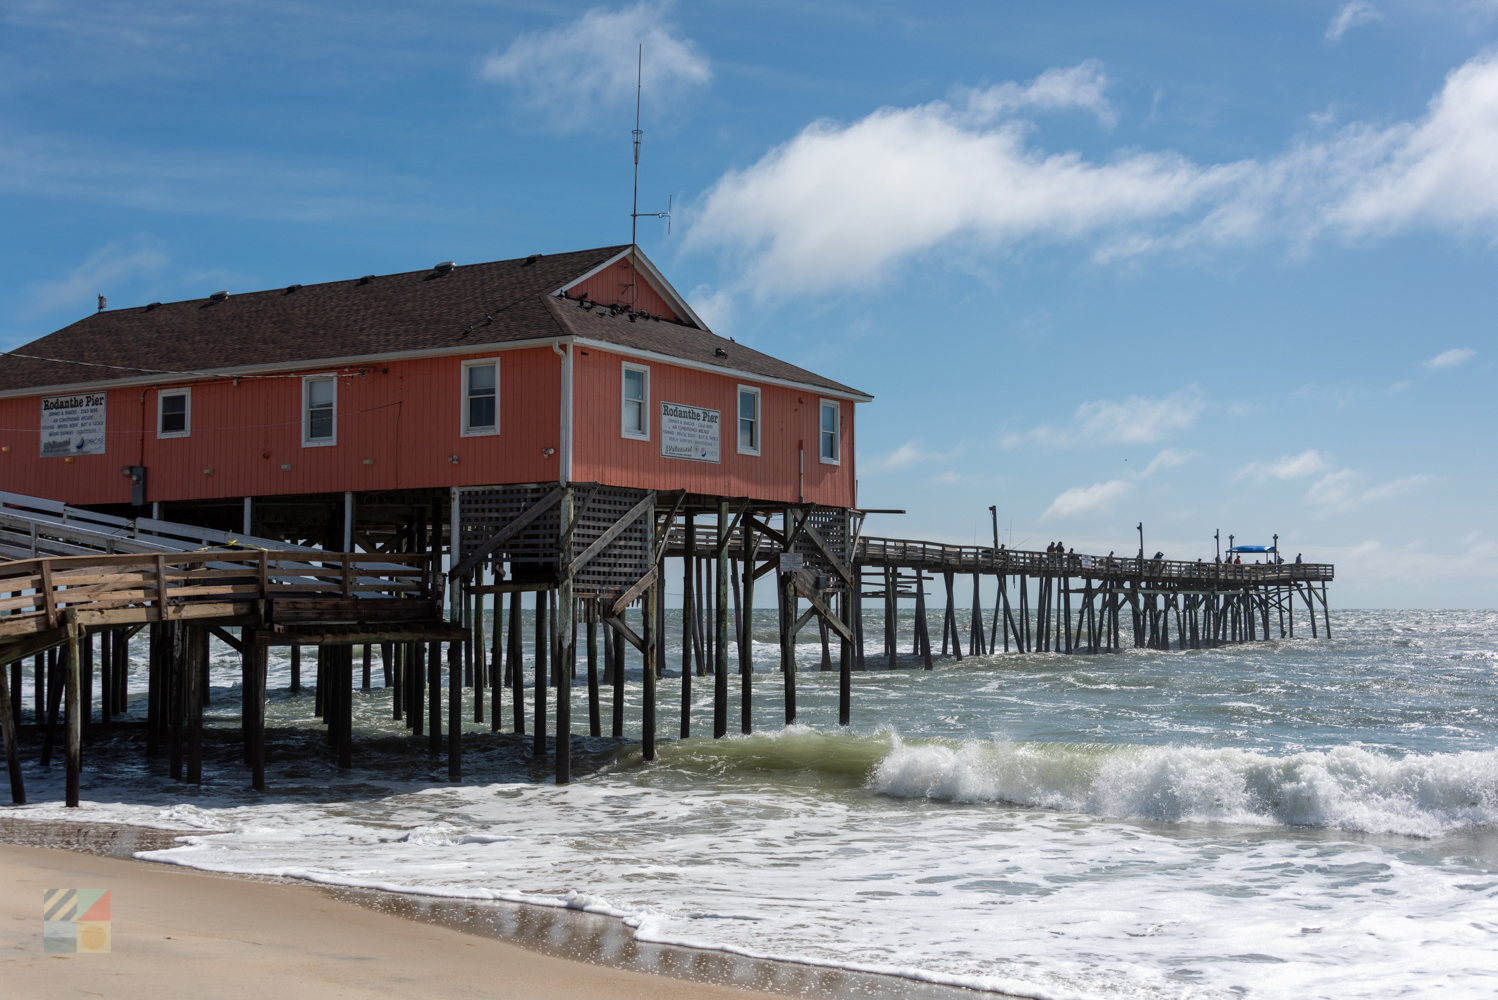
<box><xmin>622</xmin><ymin>364</ymin><xmax>649</xmax><ymax>439</ymax></box>
<box><xmin>819</xmin><ymin>400</ymin><xmax>839</xmax><ymax>464</ymax></box>
<box><xmin>737</xmin><ymin>387</ymin><xmax>760</xmax><ymax>455</ymax></box>
<box><xmin>158</xmin><ymin>389</ymin><xmax>189</xmax><ymax>438</ymax></box>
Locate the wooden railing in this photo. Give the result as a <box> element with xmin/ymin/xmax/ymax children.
<box><xmin>0</xmin><ymin>551</ymin><xmax>437</xmax><ymax>640</ymax></box>
<box><xmin>658</xmin><ymin>524</ymin><xmax>1332</xmax><ymax>585</ymax></box>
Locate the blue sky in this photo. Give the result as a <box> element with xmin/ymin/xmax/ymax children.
<box><xmin>2</xmin><ymin>1</ymin><xmax>1494</xmax><ymax>607</ymax></box>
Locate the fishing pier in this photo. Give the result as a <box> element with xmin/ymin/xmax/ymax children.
<box><xmin>0</xmin><ymin>244</ymin><xmax>1333</xmax><ymax>811</ymax></box>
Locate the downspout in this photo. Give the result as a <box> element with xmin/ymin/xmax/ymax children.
<box><xmin>552</xmin><ymin>339</ymin><xmax>573</xmax><ymax>486</ymax></box>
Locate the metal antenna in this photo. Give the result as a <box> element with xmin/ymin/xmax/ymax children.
<box><xmin>629</xmin><ymin>44</ymin><xmax>671</xmax><ymax>309</ymax></box>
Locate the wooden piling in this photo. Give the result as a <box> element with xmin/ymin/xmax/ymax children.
<box><xmin>741</xmin><ymin>518</ymin><xmax>755</xmax><ymax>734</ymax></box>
<box><xmin>556</xmin><ymin>488</ymin><xmax>574</xmax><ymax>783</ymax></box>
<box><xmin>643</xmin><ymin>571</ymin><xmax>658</xmax><ymax>762</ymax></box>
<box><xmin>0</xmin><ymin>654</ymin><xmax>24</xmax><ymax>804</ymax></box>
<box><xmin>64</xmin><ymin>615</ymin><xmax>81</xmax><ymax>807</ymax></box>
<box><xmin>509</xmin><ymin>591</ymin><xmax>524</xmax><ymax>734</ymax></box>
<box><xmin>532</xmin><ymin>590</ymin><xmax>546</xmax><ymax>755</ymax></box>
<box><xmin>448</xmin><ymin>641</ymin><xmax>461</xmax><ymax>780</ymax></box>
<box><xmin>428</xmin><ymin>640</ymin><xmax>441</xmax><ymax>755</ymax></box>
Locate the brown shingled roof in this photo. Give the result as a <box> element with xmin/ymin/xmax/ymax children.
<box><xmin>544</xmin><ymin>294</ymin><xmax>866</xmax><ymax>397</ymax></box>
<box><xmin>0</xmin><ymin>245</ymin><xmax>869</xmax><ymax>400</ymax></box>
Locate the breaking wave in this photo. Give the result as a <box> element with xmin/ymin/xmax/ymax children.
<box><xmin>868</xmin><ymin>737</ymin><xmax>1498</xmax><ymax>836</ymax></box>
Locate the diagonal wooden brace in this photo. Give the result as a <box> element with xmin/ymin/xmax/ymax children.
<box><xmin>602</xmin><ymin>615</ymin><xmax>645</xmax><ymax>654</ymax></box>
<box><xmin>568</xmin><ymin>491</ymin><xmax>656</xmax><ymax>580</ymax></box>
<box><xmin>793</xmin><ymin>571</ymin><xmax>854</xmax><ymax>643</ymax></box>
<box><xmin>799</xmin><ymin>519</ymin><xmax>853</xmax><ymax>586</ymax></box>
<box><xmin>450</xmin><ymin>485</ymin><xmax>565</xmax><ymax>579</ymax></box>
<box><xmin>610</xmin><ymin>565</ymin><xmax>658</xmax><ymax>617</ymax></box>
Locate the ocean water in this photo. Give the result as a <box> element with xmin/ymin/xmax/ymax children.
<box><xmin>8</xmin><ymin>608</ymin><xmax>1498</xmax><ymax>999</ymax></box>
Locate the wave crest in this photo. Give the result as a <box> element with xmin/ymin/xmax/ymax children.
<box><xmin>868</xmin><ymin>739</ymin><xmax>1498</xmax><ymax>836</ymax></box>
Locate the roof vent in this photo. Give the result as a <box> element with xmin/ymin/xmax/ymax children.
<box><xmin>434</xmin><ymin>261</ymin><xmax>456</xmax><ymax>273</ymax></box>
<box><xmin>284</xmin><ymin>284</ymin><xmax>302</xmax><ymax>294</ymax></box>
<box><xmin>209</xmin><ymin>290</ymin><xmax>229</xmax><ymax>301</ymax></box>
<box><xmin>358</xmin><ymin>275</ymin><xmax>374</xmax><ymax>285</ymax></box>
<box><xmin>145</xmin><ymin>302</ymin><xmax>162</xmax><ymax>312</ymax></box>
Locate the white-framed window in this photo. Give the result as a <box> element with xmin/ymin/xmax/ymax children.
<box><xmin>819</xmin><ymin>399</ymin><xmax>840</xmax><ymax>464</ymax></box>
<box><xmin>157</xmin><ymin>387</ymin><xmax>190</xmax><ymax>439</ymax></box>
<box><xmin>302</xmin><ymin>375</ymin><xmax>337</xmax><ymax>447</ymax></box>
<box><xmin>461</xmin><ymin>358</ymin><xmax>500</xmax><ymax>436</ymax></box>
<box><xmin>622</xmin><ymin>362</ymin><xmax>649</xmax><ymax>440</ymax></box>
<box><xmin>737</xmin><ymin>385</ymin><xmax>761</xmax><ymax>456</ymax></box>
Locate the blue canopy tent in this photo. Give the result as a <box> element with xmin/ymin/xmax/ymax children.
<box><xmin>1228</xmin><ymin>545</ymin><xmax>1275</xmax><ymax>553</ymax></box>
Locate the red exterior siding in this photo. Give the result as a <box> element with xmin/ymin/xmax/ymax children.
<box><xmin>0</xmin><ymin>344</ymin><xmax>854</xmax><ymax>507</ymax></box>
<box><xmin>571</xmin><ymin>347</ymin><xmax>855</xmax><ymax>507</ymax></box>
<box><xmin>0</xmin><ymin>347</ymin><xmax>566</xmax><ymax>506</ymax></box>
<box><xmin>566</xmin><ymin>258</ymin><xmax>680</xmax><ymax>319</ymax></box>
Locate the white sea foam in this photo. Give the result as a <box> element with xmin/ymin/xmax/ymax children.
<box><xmin>870</xmin><ymin>738</ymin><xmax>1498</xmax><ymax>836</ymax></box>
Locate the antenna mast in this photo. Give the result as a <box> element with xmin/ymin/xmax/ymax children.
<box><xmin>629</xmin><ymin>44</ymin><xmax>671</xmax><ymax>310</ymax></box>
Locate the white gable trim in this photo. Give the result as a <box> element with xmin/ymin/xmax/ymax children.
<box><xmin>553</xmin><ymin>247</ymin><xmax>708</xmax><ymax>331</ymax></box>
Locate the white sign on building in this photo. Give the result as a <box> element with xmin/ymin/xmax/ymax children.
<box><xmin>40</xmin><ymin>392</ymin><xmax>108</xmax><ymax>458</ymax></box>
<box><xmin>659</xmin><ymin>401</ymin><xmax>720</xmax><ymax>463</ymax></box>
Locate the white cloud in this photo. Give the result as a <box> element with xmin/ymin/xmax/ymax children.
<box><xmin>1076</xmin><ymin>389</ymin><xmax>1205</xmax><ymax>444</ymax></box>
<box><xmin>480</xmin><ymin>2</ymin><xmax>710</xmax><ymax>125</ymax></box>
<box><xmin>1236</xmin><ymin>448</ymin><xmax>1333</xmax><ymax>483</ymax></box>
<box><xmin>957</xmin><ymin>60</ymin><xmax>1117</xmax><ymax>128</ymax></box>
<box><xmin>1305</xmin><ymin>469</ymin><xmax>1433</xmax><ymax>510</ymax></box>
<box><xmin>26</xmin><ymin>242</ymin><xmax>167</xmax><ymax>316</ymax></box>
<box><xmin>1326</xmin><ymin>2</ymin><xmax>1382</xmax><ymax>42</ymax></box>
<box><xmin>879</xmin><ymin>441</ymin><xmax>924</xmax><ymax>470</ymax></box>
<box><xmin>686</xmin><ymin>52</ymin><xmax>1498</xmax><ymax>299</ymax></box>
<box><xmin>1042</xmin><ymin>478</ymin><xmax>1133</xmax><ymax>519</ymax></box>
<box><xmin>1007</xmin><ymin>388</ymin><xmax>1205</xmax><ymax>448</ymax></box>
<box><xmin>1423</xmin><ymin>347</ymin><xmax>1475</xmax><ymax>370</ymax></box>
<box><xmin>1142</xmin><ymin>448</ymin><xmax>1194</xmax><ymax>476</ymax></box>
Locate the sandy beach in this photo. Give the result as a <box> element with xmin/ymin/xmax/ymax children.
<box><xmin>0</xmin><ymin>841</ymin><xmax>784</xmax><ymax>1000</ymax></box>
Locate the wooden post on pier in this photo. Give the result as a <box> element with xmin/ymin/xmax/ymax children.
<box><xmin>741</xmin><ymin>517</ymin><xmax>756</xmax><ymax>734</ymax></box>
<box><xmin>428</xmin><ymin>640</ymin><xmax>441</xmax><ymax>756</ymax></box>
<box><xmin>681</xmin><ymin>512</ymin><xmax>695</xmax><ymax>737</ymax></box>
<box><xmin>63</xmin><ymin>614</ymin><xmax>81</xmax><ymax>807</ymax></box>
<box><xmin>556</xmin><ymin>488</ymin><xmax>575</xmax><ymax>783</ymax></box>
<box><xmin>715</xmin><ymin>499</ymin><xmax>730</xmax><ymax>739</ymax></box>
<box><xmin>611</xmin><ymin>608</ymin><xmax>626</xmax><ymax>738</ymax></box>
<box><xmin>915</xmin><ymin>568</ymin><xmax>934</xmax><ymax>670</ymax></box>
<box><xmin>449</xmin><ymin>640</ymin><xmax>462</xmax><ymax>780</ymax></box>
<box><xmin>643</xmin><ymin>563</ymin><xmax>659</xmax><ymax>761</ymax></box>
<box><xmin>586</xmin><ymin>603</ymin><xmax>601</xmax><ymax>738</ymax></box>
<box><xmin>0</xmin><ymin>653</ymin><xmax>23</xmax><ymax>804</ymax></box>
<box><xmin>970</xmin><ymin>574</ymin><xmax>985</xmax><ymax>656</ymax></box>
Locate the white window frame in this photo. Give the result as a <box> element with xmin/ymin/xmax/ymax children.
<box><xmin>736</xmin><ymin>385</ymin><xmax>761</xmax><ymax>456</ymax></box>
<box><xmin>460</xmin><ymin>357</ymin><xmax>501</xmax><ymax>437</ymax></box>
<box><xmin>157</xmin><ymin>387</ymin><xmax>191</xmax><ymax>439</ymax></box>
<box><xmin>818</xmin><ymin>399</ymin><xmax>841</xmax><ymax>465</ymax></box>
<box><xmin>302</xmin><ymin>374</ymin><xmax>337</xmax><ymax>448</ymax></box>
<box><xmin>621</xmin><ymin>362</ymin><xmax>650</xmax><ymax>441</ymax></box>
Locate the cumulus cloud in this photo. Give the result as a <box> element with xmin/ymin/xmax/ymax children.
<box><xmin>957</xmin><ymin>60</ymin><xmax>1117</xmax><ymax>127</ymax></box>
<box><xmin>1423</xmin><ymin>347</ymin><xmax>1475</xmax><ymax>370</ymax></box>
<box><xmin>1005</xmin><ymin>387</ymin><xmax>1205</xmax><ymax>447</ymax></box>
<box><xmin>1041</xmin><ymin>448</ymin><xmax>1191</xmax><ymax>520</ymax></box>
<box><xmin>1236</xmin><ymin>448</ymin><xmax>1333</xmax><ymax>483</ymax></box>
<box><xmin>1238</xmin><ymin>448</ymin><xmax>1432</xmax><ymax>510</ymax></box>
<box><xmin>1326</xmin><ymin>2</ymin><xmax>1381</xmax><ymax>42</ymax></box>
<box><xmin>1042</xmin><ymin>478</ymin><xmax>1133</xmax><ymax>519</ymax></box>
<box><xmin>481</xmin><ymin>2</ymin><xmax>709</xmax><ymax>124</ymax></box>
<box><xmin>26</xmin><ymin>242</ymin><xmax>167</xmax><ymax>316</ymax></box>
<box><xmin>1305</xmin><ymin>470</ymin><xmax>1432</xmax><ymax>510</ymax></box>
<box><xmin>686</xmin><ymin>52</ymin><xmax>1498</xmax><ymax>299</ymax></box>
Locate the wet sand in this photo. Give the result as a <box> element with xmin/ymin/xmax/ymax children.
<box><xmin>0</xmin><ymin>818</ymin><xmax>990</xmax><ymax>1000</ymax></box>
